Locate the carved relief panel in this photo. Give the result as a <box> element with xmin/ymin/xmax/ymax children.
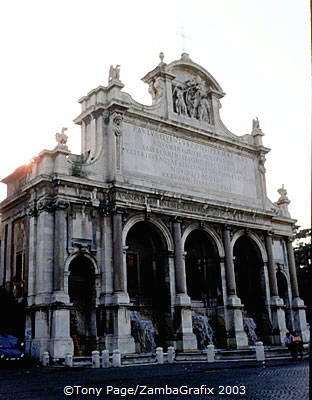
<box><xmin>172</xmin><ymin>76</ymin><xmax>213</xmax><ymax>124</ymax></box>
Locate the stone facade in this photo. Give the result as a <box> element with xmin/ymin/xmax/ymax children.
<box><xmin>0</xmin><ymin>54</ymin><xmax>308</xmax><ymax>360</ymax></box>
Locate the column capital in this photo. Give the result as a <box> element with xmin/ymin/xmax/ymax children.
<box><xmin>27</xmin><ymin>201</ymin><xmax>38</xmax><ymax>217</ymax></box>
<box><xmin>286</xmin><ymin>236</ymin><xmax>295</xmax><ymax>243</ymax></box>
<box><xmin>37</xmin><ymin>198</ymin><xmax>55</xmax><ymax>213</ymax></box>
<box><xmin>223</xmin><ymin>224</ymin><xmax>232</xmax><ymax>232</ymax></box>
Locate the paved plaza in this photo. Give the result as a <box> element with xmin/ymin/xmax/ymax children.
<box><xmin>0</xmin><ymin>359</ymin><xmax>309</xmax><ymax>400</ymax></box>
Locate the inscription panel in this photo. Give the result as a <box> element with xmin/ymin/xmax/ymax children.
<box><xmin>122</xmin><ymin>124</ymin><xmax>259</xmax><ymax>204</ymax></box>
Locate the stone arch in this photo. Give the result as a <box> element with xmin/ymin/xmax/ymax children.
<box><xmin>122</xmin><ymin>214</ymin><xmax>174</xmax><ymax>251</ymax></box>
<box><xmin>64</xmin><ymin>249</ymin><xmax>99</xmax><ymax>275</ymax></box>
<box><xmin>231</xmin><ymin>230</ymin><xmax>267</xmax><ymax>262</ymax></box>
<box><xmin>124</xmin><ymin>216</ymin><xmax>173</xmax><ymax>350</ymax></box>
<box><xmin>181</xmin><ymin>223</ymin><xmax>224</xmax><ymax>257</ymax></box>
<box><xmin>65</xmin><ymin>251</ymin><xmax>99</xmax><ymax>355</ymax></box>
<box><xmin>232</xmin><ymin>231</ymin><xmax>271</xmax><ymax>344</ymax></box>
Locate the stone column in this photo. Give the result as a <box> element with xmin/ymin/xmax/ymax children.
<box><xmin>286</xmin><ymin>237</ymin><xmax>309</xmax><ymax>342</ymax></box>
<box><xmin>49</xmin><ymin>305</ymin><xmax>73</xmax><ymax>361</ymax></box>
<box><xmin>4</xmin><ymin>222</ymin><xmax>13</xmax><ymax>288</ymax></box>
<box><xmin>35</xmin><ymin>200</ymin><xmax>54</xmax><ymax>304</ymax></box>
<box><xmin>109</xmin><ymin>209</ymin><xmax>135</xmax><ymax>353</ymax></box>
<box><xmin>222</xmin><ymin>226</ymin><xmax>237</xmax><ymax>296</ymax></box>
<box><xmin>172</xmin><ymin>220</ymin><xmax>187</xmax><ymax>297</ymax></box>
<box><xmin>49</xmin><ymin>200</ymin><xmax>73</xmax><ymax>360</ymax></box>
<box><xmin>112</xmin><ymin>211</ymin><xmax>128</xmax><ymax>301</ymax></box>
<box><xmin>265</xmin><ymin>233</ymin><xmax>286</xmax><ymax>344</ymax></box>
<box><xmin>52</xmin><ymin>200</ymin><xmax>69</xmax><ymax>302</ymax></box>
<box><xmin>222</xmin><ymin>225</ymin><xmax>248</xmax><ymax>348</ymax></box>
<box><xmin>27</xmin><ymin>203</ymin><xmax>37</xmax><ymax>306</ymax></box>
<box><xmin>286</xmin><ymin>238</ymin><xmax>299</xmax><ymax>298</ymax></box>
<box><xmin>30</xmin><ymin>199</ymin><xmax>54</xmax><ymax>358</ymax></box>
<box><xmin>172</xmin><ymin>220</ymin><xmax>197</xmax><ymax>351</ymax></box>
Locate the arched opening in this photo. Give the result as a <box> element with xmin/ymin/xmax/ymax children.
<box><xmin>68</xmin><ymin>255</ymin><xmax>96</xmax><ymax>355</ymax></box>
<box><xmin>126</xmin><ymin>221</ymin><xmax>172</xmax><ymax>351</ymax></box>
<box><xmin>277</xmin><ymin>270</ymin><xmax>291</xmax><ymax>329</ymax></box>
<box><xmin>233</xmin><ymin>236</ymin><xmax>271</xmax><ymax>344</ymax></box>
<box><xmin>184</xmin><ymin>229</ymin><xmax>225</xmax><ymax>348</ymax></box>
<box><xmin>185</xmin><ymin>230</ymin><xmax>222</xmax><ymax>305</ymax></box>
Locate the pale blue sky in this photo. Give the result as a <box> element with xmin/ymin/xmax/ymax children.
<box><xmin>0</xmin><ymin>0</ymin><xmax>310</xmax><ymax>227</ymax></box>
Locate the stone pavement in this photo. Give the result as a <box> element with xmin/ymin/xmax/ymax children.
<box><xmin>0</xmin><ymin>359</ymin><xmax>309</xmax><ymax>399</ymax></box>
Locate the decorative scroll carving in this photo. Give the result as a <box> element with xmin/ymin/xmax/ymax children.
<box><xmin>54</xmin><ymin>199</ymin><xmax>70</xmax><ymax>210</ymax></box>
<box><xmin>172</xmin><ymin>77</ymin><xmax>212</xmax><ymax>123</ymax></box>
<box><xmin>111</xmin><ymin>111</ymin><xmax>123</xmax><ymax>136</ymax></box>
<box><xmin>258</xmin><ymin>154</ymin><xmax>266</xmax><ymax>173</ymax></box>
<box><xmin>99</xmin><ymin>199</ymin><xmax>116</xmax><ymax>215</ymax></box>
<box><xmin>36</xmin><ymin>198</ymin><xmax>70</xmax><ymax>213</ymax></box>
<box><xmin>27</xmin><ymin>202</ymin><xmax>37</xmax><ymax>217</ymax></box>
<box><xmin>37</xmin><ymin>199</ymin><xmax>55</xmax><ymax>213</ymax></box>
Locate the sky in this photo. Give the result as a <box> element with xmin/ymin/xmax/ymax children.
<box><xmin>0</xmin><ymin>0</ymin><xmax>310</xmax><ymax>228</ymax></box>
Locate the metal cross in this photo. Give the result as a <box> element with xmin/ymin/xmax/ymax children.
<box><xmin>176</xmin><ymin>26</ymin><xmax>192</xmax><ymax>53</ymax></box>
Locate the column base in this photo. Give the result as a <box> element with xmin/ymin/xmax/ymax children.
<box><xmin>29</xmin><ymin>338</ymin><xmax>50</xmax><ymax>359</ymax></box>
<box><xmin>111</xmin><ymin>305</ymin><xmax>135</xmax><ymax>354</ymax></box>
<box><xmin>49</xmin><ymin>338</ymin><xmax>74</xmax><ymax>361</ymax></box>
<box><xmin>106</xmin><ymin>335</ymin><xmax>135</xmax><ymax>354</ymax></box>
<box><xmin>226</xmin><ymin>295</ymin><xmax>248</xmax><ymax>349</ymax></box>
<box><xmin>292</xmin><ymin>297</ymin><xmax>309</xmax><ymax>342</ymax></box>
<box><xmin>175</xmin><ymin>307</ymin><xmax>197</xmax><ymax>351</ymax></box>
<box><xmin>50</xmin><ymin>291</ymin><xmax>70</xmax><ymax>304</ymax></box>
<box><xmin>270</xmin><ymin>296</ymin><xmax>287</xmax><ymax>345</ymax></box>
<box><xmin>112</xmin><ymin>291</ymin><xmax>130</xmax><ymax>305</ymax></box>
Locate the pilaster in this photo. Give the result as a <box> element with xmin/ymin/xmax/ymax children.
<box><xmin>222</xmin><ymin>225</ymin><xmax>248</xmax><ymax>348</ymax></box>
<box><xmin>265</xmin><ymin>232</ymin><xmax>286</xmax><ymax>344</ymax></box>
<box><xmin>172</xmin><ymin>219</ymin><xmax>197</xmax><ymax>351</ymax></box>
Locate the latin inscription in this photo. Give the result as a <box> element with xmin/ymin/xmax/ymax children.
<box><xmin>122</xmin><ymin>125</ymin><xmax>258</xmax><ymax>201</ymax></box>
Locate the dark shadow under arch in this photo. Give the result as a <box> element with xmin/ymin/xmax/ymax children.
<box><xmin>68</xmin><ymin>255</ymin><xmax>96</xmax><ymax>355</ymax></box>
<box><xmin>184</xmin><ymin>229</ymin><xmax>223</xmax><ymax>306</ymax></box>
<box><xmin>126</xmin><ymin>221</ymin><xmax>173</xmax><ymax>350</ymax></box>
<box><xmin>234</xmin><ymin>235</ymin><xmax>271</xmax><ymax>342</ymax></box>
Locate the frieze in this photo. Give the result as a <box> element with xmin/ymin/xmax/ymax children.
<box><xmin>28</xmin><ymin>198</ymin><xmax>70</xmax><ymax>214</ymax></box>
<box><xmin>114</xmin><ymin>190</ymin><xmax>268</xmax><ymax>226</ymax></box>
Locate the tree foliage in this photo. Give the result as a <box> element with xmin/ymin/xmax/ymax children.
<box><xmin>293</xmin><ymin>227</ymin><xmax>311</xmax><ymax>323</ymax></box>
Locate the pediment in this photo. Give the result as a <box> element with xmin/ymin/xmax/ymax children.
<box><xmin>166</xmin><ymin>53</ymin><xmax>224</xmax><ymax>96</ymax></box>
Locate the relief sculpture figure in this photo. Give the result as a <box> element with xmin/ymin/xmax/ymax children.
<box><xmin>174</xmin><ymin>86</ymin><xmax>187</xmax><ymax>115</ymax></box>
<box><xmin>198</xmin><ymin>95</ymin><xmax>211</xmax><ymax>123</ymax></box>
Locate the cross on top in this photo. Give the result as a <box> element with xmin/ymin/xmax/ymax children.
<box><xmin>176</xmin><ymin>26</ymin><xmax>192</xmax><ymax>53</ymax></box>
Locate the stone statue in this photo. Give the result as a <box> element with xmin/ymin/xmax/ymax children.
<box><xmin>277</xmin><ymin>184</ymin><xmax>289</xmax><ymax>203</ymax></box>
<box><xmin>174</xmin><ymin>86</ymin><xmax>187</xmax><ymax>115</ymax></box>
<box><xmin>55</xmin><ymin>127</ymin><xmax>68</xmax><ymax>147</ymax></box>
<box><xmin>108</xmin><ymin>65</ymin><xmax>121</xmax><ymax>82</ymax></box>
<box><xmin>148</xmin><ymin>77</ymin><xmax>164</xmax><ymax>103</ymax></box>
<box><xmin>198</xmin><ymin>95</ymin><xmax>211</xmax><ymax>123</ymax></box>
<box><xmin>252</xmin><ymin>117</ymin><xmax>260</xmax><ymax>130</ymax></box>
